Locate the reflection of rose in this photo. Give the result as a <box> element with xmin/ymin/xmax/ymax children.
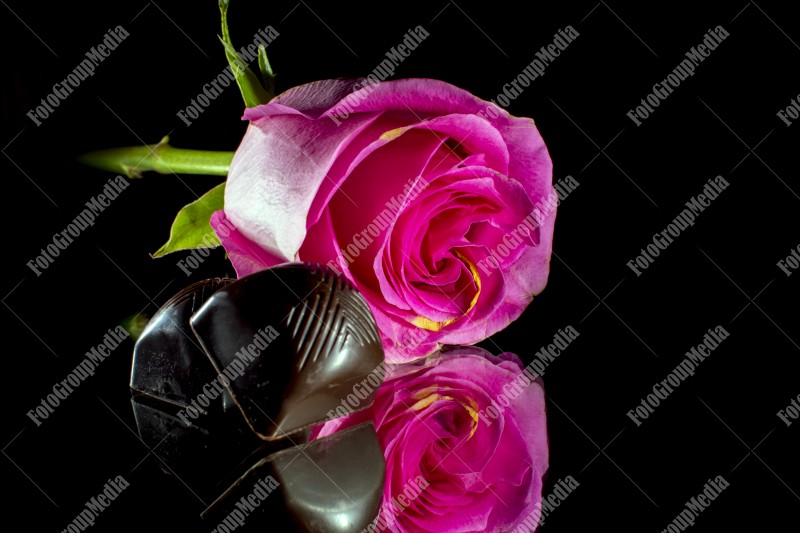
<box><xmin>314</xmin><ymin>347</ymin><xmax>548</xmax><ymax>532</ymax></box>
<box><xmin>211</xmin><ymin>78</ymin><xmax>555</xmax><ymax>361</ymax></box>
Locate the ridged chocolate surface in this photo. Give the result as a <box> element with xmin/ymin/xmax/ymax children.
<box><xmin>190</xmin><ymin>264</ymin><xmax>383</xmax><ymax>440</ymax></box>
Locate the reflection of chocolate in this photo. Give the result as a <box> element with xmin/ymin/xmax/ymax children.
<box><xmin>203</xmin><ymin>422</ymin><xmax>384</xmax><ymax>531</ymax></box>
<box><xmin>130</xmin><ymin>264</ymin><xmax>385</xmax><ymax>531</ymax></box>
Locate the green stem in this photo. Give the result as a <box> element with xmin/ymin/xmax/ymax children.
<box><xmin>78</xmin><ymin>137</ymin><xmax>234</xmax><ymax>178</ymax></box>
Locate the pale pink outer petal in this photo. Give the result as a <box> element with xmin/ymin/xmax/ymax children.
<box><xmin>224</xmin><ymin>112</ymin><xmax>378</xmax><ymax>261</ymax></box>
<box><xmin>209</xmin><ymin>211</ymin><xmax>285</xmax><ymax>277</ymax></box>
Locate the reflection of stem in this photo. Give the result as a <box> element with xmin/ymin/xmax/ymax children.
<box><xmin>78</xmin><ymin>137</ymin><xmax>234</xmax><ymax>178</ymax></box>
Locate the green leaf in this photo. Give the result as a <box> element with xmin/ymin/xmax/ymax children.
<box><xmin>152</xmin><ymin>182</ymin><xmax>226</xmax><ymax>258</ymax></box>
<box><xmin>219</xmin><ymin>0</ymin><xmax>271</xmax><ymax>108</ymax></box>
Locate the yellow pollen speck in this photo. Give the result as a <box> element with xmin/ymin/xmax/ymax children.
<box><xmin>380</xmin><ymin>127</ymin><xmax>407</xmax><ymax>141</ymax></box>
<box><xmin>410</xmin><ymin>393</ymin><xmax>441</xmax><ymax>411</ymax></box>
<box><xmin>408</xmin><ymin>389</ymin><xmax>480</xmax><ymax>439</ymax></box>
<box><xmin>411</xmin><ymin>386</ymin><xmax>439</xmax><ymax>400</ymax></box>
<box><xmin>453</xmin><ymin>250</ymin><xmax>482</xmax><ymax>313</ymax></box>
<box><xmin>459</xmin><ymin>397</ymin><xmax>480</xmax><ymax>439</ymax></box>
<box><xmin>411</xmin><ymin>315</ymin><xmax>457</xmax><ymax>331</ymax></box>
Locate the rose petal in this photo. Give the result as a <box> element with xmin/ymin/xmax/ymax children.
<box><xmin>313</xmin><ymin>347</ymin><xmax>548</xmax><ymax>532</ymax></box>
<box><xmin>226</xmin><ymin>109</ymin><xmax>378</xmax><ymax>260</ymax></box>
<box><xmin>209</xmin><ymin>211</ymin><xmax>284</xmax><ymax>277</ymax></box>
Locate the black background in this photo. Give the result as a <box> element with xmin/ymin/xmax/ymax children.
<box><xmin>2</xmin><ymin>0</ymin><xmax>799</xmax><ymax>531</ymax></box>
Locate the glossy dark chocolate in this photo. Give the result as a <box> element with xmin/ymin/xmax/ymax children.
<box><xmin>131</xmin><ymin>395</ymin><xmax>267</xmax><ymax>502</ymax></box>
<box><xmin>130</xmin><ymin>278</ymin><xmax>234</xmax><ymax>413</ymax></box>
<box><xmin>203</xmin><ymin>422</ymin><xmax>384</xmax><ymax>532</ymax></box>
<box><xmin>129</xmin><ymin>264</ymin><xmax>385</xmax><ymax>532</ymax></box>
<box><xmin>190</xmin><ymin>264</ymin><xmax>384</xmax><ymax>440</ymax></box>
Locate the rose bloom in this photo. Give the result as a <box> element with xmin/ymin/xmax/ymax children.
<box><xmin>314</xmin><ymin>346</ymin><xmax>548</xmax><ymax>532</ymax></box>
<box><xmin>211</xmin><ymin>78</ymin><xmax>555</xmax><ymax>361</ymax></box>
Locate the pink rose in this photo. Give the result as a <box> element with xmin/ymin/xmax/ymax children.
<box><xmin>314</xmin><ymin>347</ymin><xmax>548</xmax><ymax>532</ymax></box>
<box><xmin>211</xmin><ymin>78</ymin><xmax>555</xmax><ymax>361</ymax></box>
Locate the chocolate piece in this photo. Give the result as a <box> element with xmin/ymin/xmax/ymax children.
<box><xmin>129</xmin><ymin>264</ymin><xmax>386</xmax><ymax>531</ymax></box>
<box><xmin>190</xmin><ymin>264</ymin><xmax>384</xmax><ymax>440</ymax></box>
<box><xmin>130</xmin><ymin>278</ymin><xmax>234</xmax><ymax>413</ymax></box>
<box><xmin>129</xmin><ymin>278</ymin><xmax>264</xmax><ymax>501</ymax></box>
<box><xmin>203</xmin><ymin>422</ymin><xmax>385</xmax><ymax>532</ymax></box>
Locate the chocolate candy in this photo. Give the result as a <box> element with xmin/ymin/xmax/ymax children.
<box><xmin>130</xmin><ymin>264</ymin><xmax>385</xmax><ymax>531</ymax></box>
<box><xmin>131</xmin><ymin>278</ymin><xmax>235</xmax><ymax>413</ymax></box>
<box><xmin>190</xmin><ymin>264</ymin><xmax>384</xmax><ymax>440</ymax></box>
<box><xmin>202</xmin><ymin>422</ymin><xmax>384</xmax><ymax>531</ymax></box>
